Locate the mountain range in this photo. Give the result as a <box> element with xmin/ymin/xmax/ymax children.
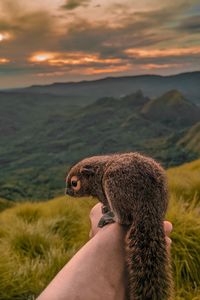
<box><xmin>11</xmin><ymin>71</ymin><xmax>200</xmax><ymax>106</ymax></box>
<box><xmin>0</xmin><ymin>71</ymin><xmax>200</xmax><ymax>201</ymax></box>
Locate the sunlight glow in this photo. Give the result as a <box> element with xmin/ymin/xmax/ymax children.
<box><xmin>30</xmin><ymin>53</ymin><xmax>55</xmax><ymax>62</ymax></box>
<box><xmin>29</xmin><ymin>52</ymin><xmax>122</xmax><ymax>66</ymax></box>
<box><xmin>0</xmin><ymin>58</ymin><xmax>10</xmax><ymax>64</ymax></box>
<box><xmin>141</xmin><ymin>63</ymin><xmax>181</xmax><ymax>70</ymax></box>
<box><xmin>0</xmin><ymin>32</ymin><xmax>11</xmax><ymax>42</ymax></box>
<box><xmin>82</xmin><ymin>64</ymin><xmax>132</xmax><ymax>75</ymax></box>
<box><xmin>124</xmin><ymin>47</ymin><xmax>200</xmax><ymax>58</ymax></box>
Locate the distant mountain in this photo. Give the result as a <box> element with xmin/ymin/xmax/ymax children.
<box><xmin>141</xmin><ymin>90</ymin><xmax>200</xmax><ymax>127</ymax></box>
<box><xmin>11</xmin><ymin>71</ymin><xmax>200</xmax><ymax>106</ymax></box>
<box><xmin>0</xmin><ymin>88</ymin><xmax>199</xmax><ymax>201</ymax></box>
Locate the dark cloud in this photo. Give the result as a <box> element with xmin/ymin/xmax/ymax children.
<box><xmin>0</xmin><ymin>9</ymin><xmax>59</xmax><ymax>62</ymax></box>
<box><xmin>0</xmin><ymin>0</ymin><xmax>199</xmax><ymax>88</ymax></box>
<box><xmin>59</xmin><ymin>8</ymin><xmax>177</xmax><ymax>59</ymax></box>
<box><xmin>61</xmin><ymin>0</ymin><xmax>91</xmax><ymax>10</ymax></box>
<box><xmin>177</xmin><ymin>15</ymin><xmax>200</xmax><ymax>33</ymax></box>
<box><xmin>58</xmin><ymin>1</ymin><xmax>200</xmax><ymax>62</ymax></box>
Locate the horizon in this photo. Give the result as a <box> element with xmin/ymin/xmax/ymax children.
<box><xmin>1</xmin><ymin>70</ymin><xmax>200</xmax><ymax>91</ymax></box>
<box><xmin>0</xmin><ymin>0</ymin><xmax>200</xmax><ymax>88</ymax></box>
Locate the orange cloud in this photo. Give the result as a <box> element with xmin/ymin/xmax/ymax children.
<box><xmin>29</xmin><ymin>51</ymin><xmax>122</xmax><ymax>66</ymax></box>
<box><xmin>82</xmin><ymin>64</ymin><xmax>132</xmax><ymax>75</ymax></box>
<box><xmin>0</xmin><ymin>32</ymin><xmax>11</xmax><ymax>42</ymax></box>
<box><xmin>140</xmin><ymin>63</ymin><xmax>181</xmax><ymax>70</ymax></box>
<box><xmin>0</xmin><ymin>58</ymin><xmax>10</xmax><ymax>64</ymax></box>
<box><xmin>30</xmin><ymin>52</ymin><xmax>55</xmax><ymax>62</ymax></box>
<box><xmin>36</xmin><ymin>64</ymin><xmax>131</xmax><ymax>78</ymax></box>
<box><xmin>124</xmin><ymin>47</ymin><xmax>200</xmax><ymax>58</ymax></box>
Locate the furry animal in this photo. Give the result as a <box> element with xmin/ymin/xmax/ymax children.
<box><xmin>65</xmin><ymin>152</ymin><xmax>173</xmax><ymax>300</ymax></box>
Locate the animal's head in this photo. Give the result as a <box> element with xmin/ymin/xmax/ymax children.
<box><xmin>65</xmin><ymin>156</ymin><xmax>109</xmax><ymax>202</ymax></box>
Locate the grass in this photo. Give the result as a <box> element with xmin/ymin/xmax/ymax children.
<box><xmin>0</xmin><ymin>160</ymin><xmax>200</xmax><ymax>299</ymax></box>
<box><xmin>0</xmin><ymin>197</ymin><xmax>96</xmax><ymax>300</ymax></box>
<box><xmin>0</xmin><ymin>198</ymin><xmax>15</xmax><ymax>212</ymax></box>
<box><xmin>167</xmin><ymin>196</ymin><xmax>200</xmax><ymax>299</ymax></box>
<box><xmin>168</xmin><ymin>159</ymin><xmax>200</xmax><ymax>203</ymax></box>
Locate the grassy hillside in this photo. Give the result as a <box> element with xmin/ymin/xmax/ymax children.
<box><xmin>0</xmin><ymin>160</ymin><xmax>200</xmax><ymax>299</ymax></box>
<box><xmin>141</xmin><ymin>90</ymin><xmax>200</xmax><ymax>128</ymax></box>
<box><xmin>0</xmin><ymin>89</ymin><xmax>199</xmax><ymax>201</ymax></box>
<box><xmin>0</xmin><ymin>197</ymin><xmax>96</xmax><ymax>300</ymax></box>
<box><xmin>168</xmin><ymin>159</ymin><xmax>200</xmax><ymax>203</ymax></box>
<box><xmin>178</xmin><ymin>122</ymin><xmax>200</xmax><ymax>154</ymax></box>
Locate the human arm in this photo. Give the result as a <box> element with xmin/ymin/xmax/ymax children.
<box><xmin>37</xmin><ymin>208</ymin><xmax>128</xmax><ymax>300</ymax></box>
<box><xmin>37</xmin><ymin>203</ymin><xmax>172</xmax><ymax>300</ymax></box>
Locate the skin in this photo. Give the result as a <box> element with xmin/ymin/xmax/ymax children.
<box><xmin>37</xmin><ymin>203</ymin><xmax>172</xmax><ymax>300</ymax></box>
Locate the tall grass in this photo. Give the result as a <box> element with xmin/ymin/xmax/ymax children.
<box><xmin>167</xmin><ymin>196</ymin><xmax>200</xmax><ymax>299</ymax></box>
<box><xmin>0</xmin><ymin>197</ymin><xmax>96</xmax><ymax>300</ymax></box>
<box><xmin>0</xmin><ymin>159</ymin><xmax>200</xmax><ymax>299</ymax></box>
<box><xmin>168</xmin><ymin>159</ymin><xmax>200</xmax><ymax>203</ymax></box>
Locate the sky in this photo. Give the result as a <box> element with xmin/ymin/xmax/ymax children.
<box><xmin>0</xmin><ymin>0</ymin><xmax>199</xmax><ymax>88</ymax></box>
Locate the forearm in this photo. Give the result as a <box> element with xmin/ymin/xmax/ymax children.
<box><xmin>37</xmin><ymin>223</ymin><xmax>127</xmax><ymax>300</ymax></box>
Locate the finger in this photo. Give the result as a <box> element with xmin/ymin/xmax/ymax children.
<box><xmin>164</xmin><ymin>221</ymin><xmax>173</xmax><ymax>236</ymax></box>
<box><xmin>165</xmin><ymin>236</ymin><xmax>172</xmax><ymax>253</ymax></box>
<box><xmin>165</xmin><ymin>236</ymin><xmax>172</xmax><ymax>246</ymax></box>
<box><xmin>89</xmin><ymin>203</ymin><xmax>102</xmax><ymax>221</ymax></box>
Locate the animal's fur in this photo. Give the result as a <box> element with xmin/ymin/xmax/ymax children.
<box><xmin>66</xmin><ymin>152</ymin><xmax>173</xmax><ymax>300</ymax></box>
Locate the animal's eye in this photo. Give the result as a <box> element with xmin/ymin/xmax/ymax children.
<box><xmin>71</xmin><ymin>180</ymin><xmax>77</xmax><ymax>187</ymax></box>
<box><xmin>70</xmin><ymin>176</ymin><xmax>81</xmax><ymax>191</ymax></box>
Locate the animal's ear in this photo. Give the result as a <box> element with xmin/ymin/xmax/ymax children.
<box><xmin>80</xmin><ymin>165</ymin><xmax>95</xmax><ymax>175</ymax></box>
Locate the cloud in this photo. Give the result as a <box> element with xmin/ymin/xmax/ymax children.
<box><xmin>58</xmin><ymin>10</ymin><xmax>175</xmax><ymax>60</ymax></box>
<box><xmin>0</xmin><ymin>8</ymin><xmax>59</xmax><ymax>63</ymax></box>
<box><xmin>58</xmin><ymin>0</ymin><xmax>200</xmax><ymax>63</ymax></box>
<box><xmin>124</xmin><ymin>47</ymin><xmax>200</xmax><ymax>58</ymax></box>
<box><xmin>0</xmin><ymin>0</ymin><xmax>199</xmax><ymax>88</ymax></box>
<box><xmin>177</xmin><ymin>15</ymin><xmax>200</xmax><ymax>33</ymax></box>
<box><xmin>0</xmin><ymin>58</ymin><xmax>10</xmax><ymax>64</ymax></box>
<box><xmin>61</xmin><ymin>0</ymin><xmax>91</xmax><ymax>10</ymax></box>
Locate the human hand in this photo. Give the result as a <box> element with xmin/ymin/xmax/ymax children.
<box><xmin>89</xmin><ymin>203</ymin><xmax>173</xmax><ymax>249</ymax></box>
<box><xmin>89</xmin><ymin>203</ymin><xmax>105</xmax><ymax>238</ymax></box>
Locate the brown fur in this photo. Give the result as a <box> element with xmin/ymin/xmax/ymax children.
<box><xmin>66</xmin><ymin>152</ymin><xmax>173</xmax><ymax>300</ymax></box>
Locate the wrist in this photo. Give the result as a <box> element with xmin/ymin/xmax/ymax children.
<box><xmin>95</xmin><ymin>221</ymin><xmax>127</xmax><ymax>241</ymax></box>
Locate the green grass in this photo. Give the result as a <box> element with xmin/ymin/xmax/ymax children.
<box><xmin>168</xmin><ymin>159</ymin><xmax>200</xmax><ymax>203</ymax></box>
<box><xmin>0</xmin><ymin>197</ymin><xmax>96</xmax><ymax>300</ymax></box>
<box><xmin>167</xmin><ymin>196</ymin><xmax>200</xmax><ymax>299</ymax></box>
<box><xmin>0</xmin><ymin>160</ymin><xmax>200</xmax><ymax>299</ymax></box>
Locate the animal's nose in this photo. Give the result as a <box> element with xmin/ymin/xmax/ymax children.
<box><xmin>65</xmin><ymin>188</ymin><xmax>74</xmax><ymax>196</ymax></box>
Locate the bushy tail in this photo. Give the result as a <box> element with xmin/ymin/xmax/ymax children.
<box><xmin>126</xmin><ymin>217</ymin><xmax>173</xmax><ymax>300</ymax></box>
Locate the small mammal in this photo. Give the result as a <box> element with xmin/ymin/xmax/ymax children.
<box><xmin>65</xmin><ymin>152</ymin><xmax>173</xmax><ymax>300</ymax></box>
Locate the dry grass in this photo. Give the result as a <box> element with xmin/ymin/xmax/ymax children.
<box><xmin>0</xmin><ymin>159</ymin><xmax>200</xmax><ymax>299</ymax></box>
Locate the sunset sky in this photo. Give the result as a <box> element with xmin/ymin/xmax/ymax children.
<box><xmin>0</xmin><ymin>0</ymin><xmax>200</xmax><ymax>88</ymax></box>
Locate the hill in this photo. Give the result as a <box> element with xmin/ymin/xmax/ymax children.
<box><xmin>168</xmin><ymin>159</ymin><xmax>200</xmax><ymax>203</ymax></box>
<box><xmin>141</xmin><ymin>90</ymin><xmax>200</xmax><ymax>128</ymax></box>
<box><xmin>0</xmin><ymin>89</ymin><xmax>199</xmax><ymax>201</ymax></box>
<box><xmin>10</xmin><ymin>71</ymin><xmax>200</xmax><ymax>106</ymax></box>
<box><xmin>177</xmin><ymin>122</ymin><xmax>200</xmax><ymax>153</ymax></box>
<box><xmin>0</xmin><ymin>159</ymin><xmax>200</xmax><ymax>299</ymax></box>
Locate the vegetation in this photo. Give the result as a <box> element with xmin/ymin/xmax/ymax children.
<box><xmin>0</xmin><ymin>159</ymin><xmax>200</xmax><ymax>299</ymax></box>
<box><xmin>0</xmin><ymin>196</ymin><xmax>96</xmax><ymax>300</ymax></box>
<box><xmin>0</xmin><ymin>89</ymin><xmax>199</xmax><ymax>201</ymax></box>
<box><xmin>168</xmin><ymin>159</ymin><xmax>200</xmax><ymax>204</ymax></box>
<box><xmin>178</xmin><ymin>122</ymin><xmax>200</xmax><ymax>154</ymax></box>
